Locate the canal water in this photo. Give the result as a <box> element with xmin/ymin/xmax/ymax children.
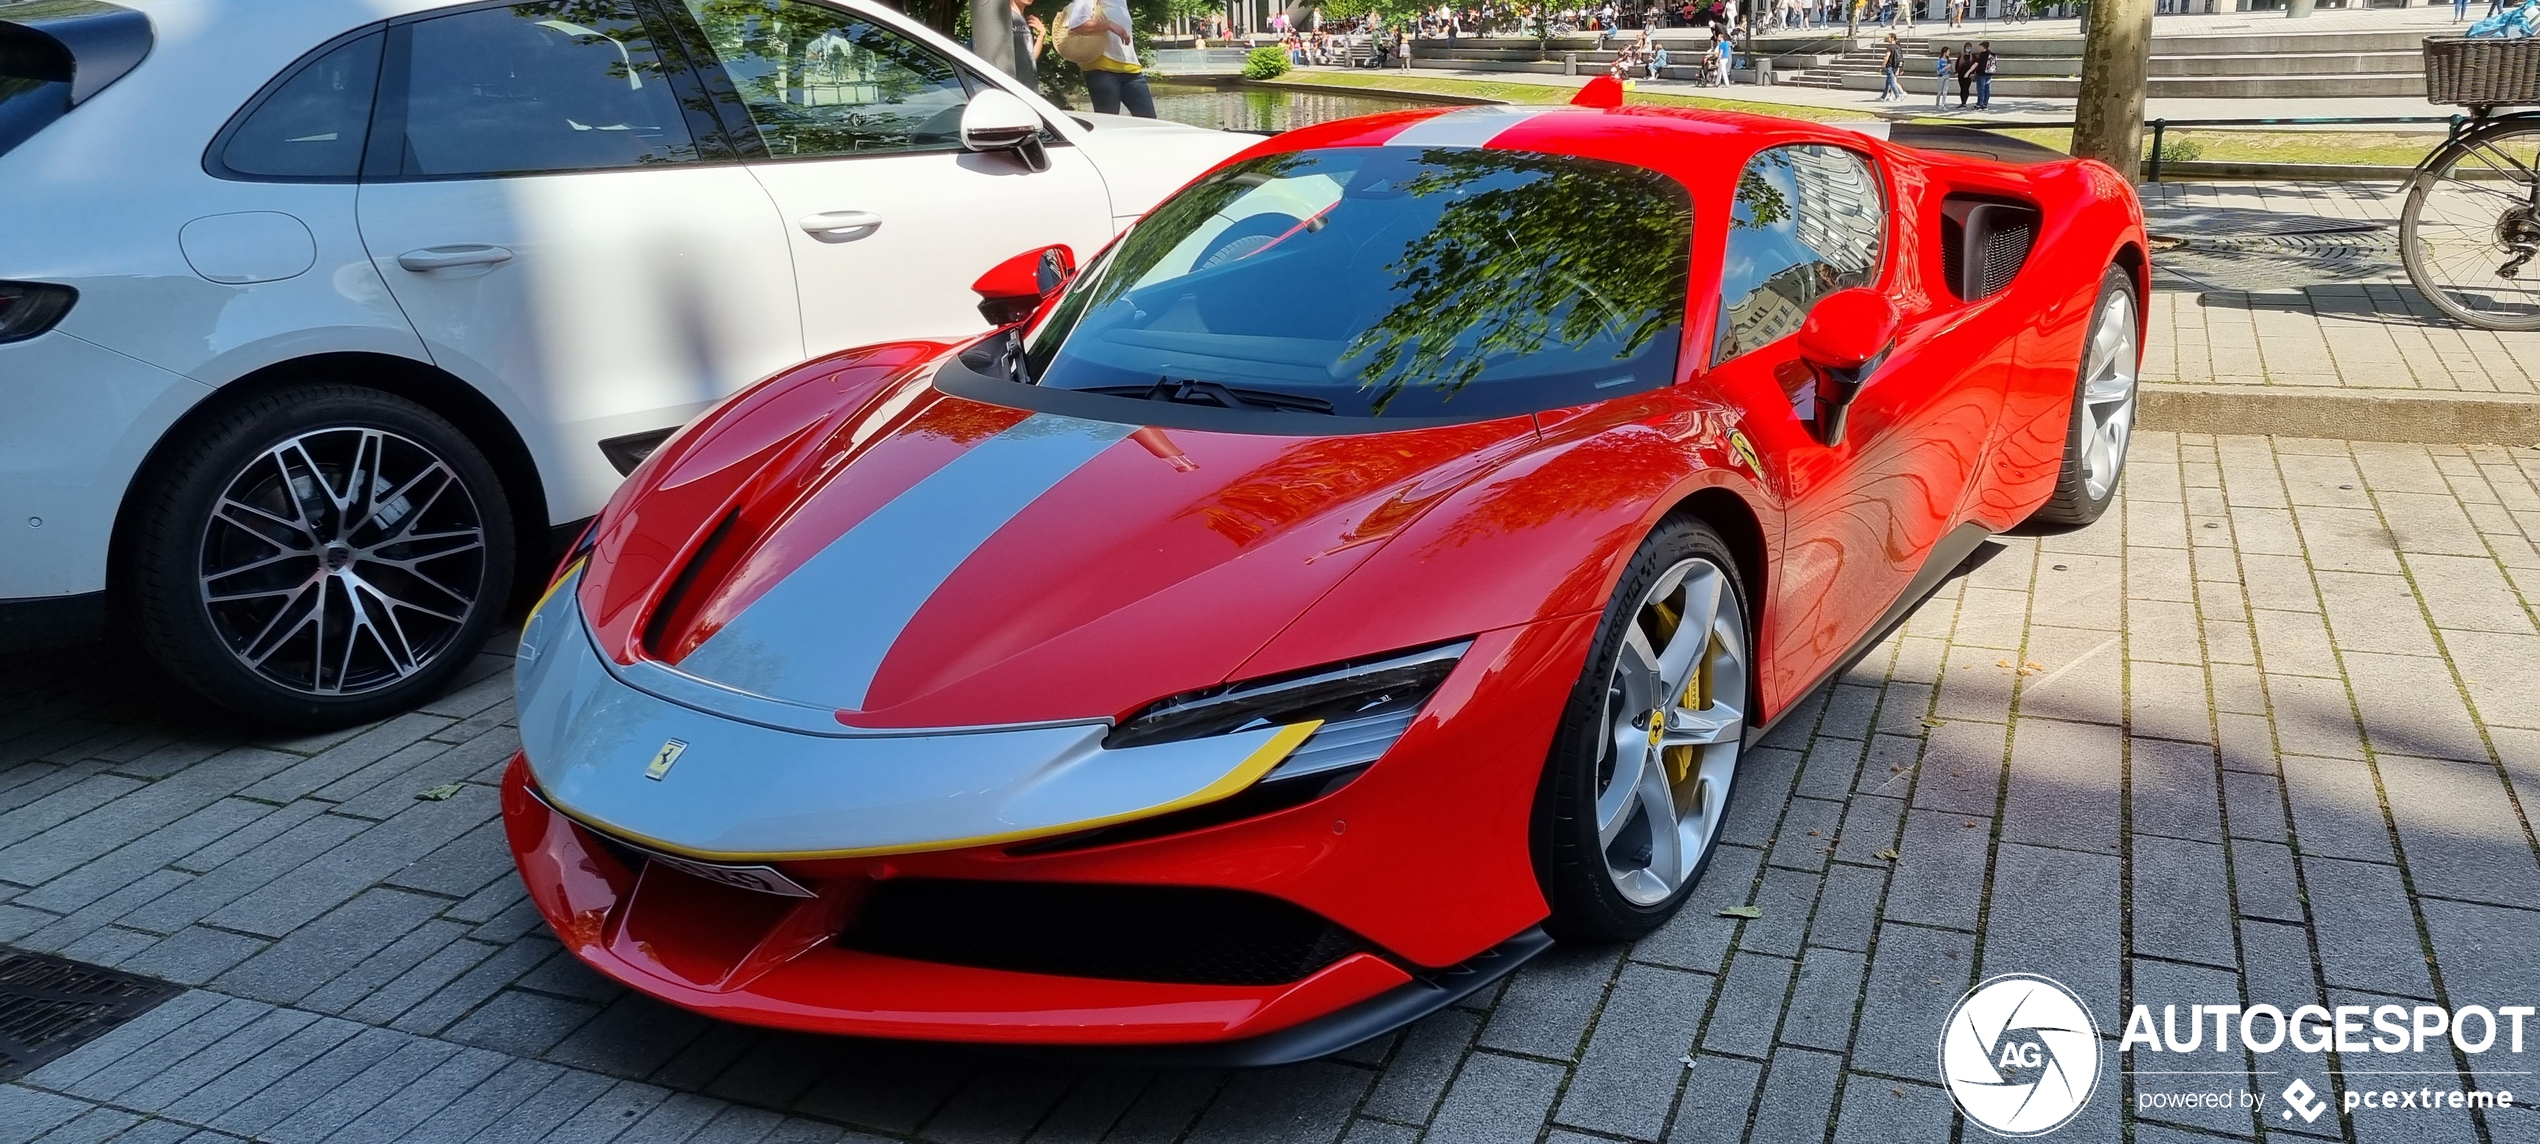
<box><xmin>1146</xmin><ymin>83</ymin><xmax>1448</xmax><ymax>133</ymax></box>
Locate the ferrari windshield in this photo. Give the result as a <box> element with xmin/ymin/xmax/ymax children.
<box><xmin>1022</xmin><ymin>147</ymin><xmax>1695</xmax><ymax>419</ymax></box>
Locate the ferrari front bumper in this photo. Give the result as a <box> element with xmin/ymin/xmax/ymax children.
<box><xmin>499</xmin><ymin>754</ymin><xmax>1546</xmax><ymax>1058</ymax></box>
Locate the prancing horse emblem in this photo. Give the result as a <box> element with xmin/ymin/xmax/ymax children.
<box><xmin>645</xmin><ymin>739</ymin><xmax>687</xmax><ymax>781</ymax></box>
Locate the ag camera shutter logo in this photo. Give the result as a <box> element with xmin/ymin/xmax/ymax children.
<box><xmin>1939</xmin><ymin>974</ymin><xmax>2103</xmax><ymax>1137</ymax></box>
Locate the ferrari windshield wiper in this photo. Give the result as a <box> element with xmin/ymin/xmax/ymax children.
<box><xmin>1085</xmin><ymin>378</ymin><xmax>1335</xmax><ymax>415</ymax></box>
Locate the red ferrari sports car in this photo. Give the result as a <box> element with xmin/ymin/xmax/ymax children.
<box><xmin>501</xmin><ymin>84</ymin><xmax>2147</xmax><ymax>1064</ymax></box>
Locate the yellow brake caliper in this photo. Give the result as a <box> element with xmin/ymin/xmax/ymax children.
<box><xmin>1666</xmin><ymin>633</ymin><xmax>1723</xmax><ymax>784</ymax></box>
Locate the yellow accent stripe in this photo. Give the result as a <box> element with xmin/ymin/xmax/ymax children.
<box><xmin>529</xmin><ymin>558</ymin><xmax>586</xmax><ymax>621</ymax></box>
<box><xmin>534</xmin><ymin>720</ymin><xmax>1326</xmax><ymax>864</ymax></box>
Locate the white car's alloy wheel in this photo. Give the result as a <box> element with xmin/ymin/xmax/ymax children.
<box><xmin>197</xmin><ymin>426</ymin><xmax>489</xmax><ymax>698</ymax></box>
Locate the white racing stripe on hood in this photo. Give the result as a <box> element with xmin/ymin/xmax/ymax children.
<box><xmin>1384</xmin><ymin>105</ymin><xmax>1566</xmax><ymax>149</ymax></box>
<box><xmin>678</xmin><ymin>414</ymin><xmax>1136</xmax><ymax>711</ymax></box>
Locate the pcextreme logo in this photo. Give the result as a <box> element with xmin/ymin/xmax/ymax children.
<box><xmin>1938</xmin><ymin>974</ymin><xmax>2103</xmax><ymax>1138</ymax></box>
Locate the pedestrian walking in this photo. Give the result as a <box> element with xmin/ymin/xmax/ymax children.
<box><xmin>1009</xmin><ymin>0</ymin><xmax>1045</xmax><ymax>90</ymax></box>
<box><xmin>1950</xmin><ymin>0</ymin><xmax>1966</xmax><ymax>24</ymax></box>
<box><xmin>1973</xmin><ymin>38</ymin><xmax>1995</xmax><ymax>107</ymax></box>
<box><xmin>1954</xmin><ymin>39</ymin><xmax>1976</xmax><ymax>105</ymax></box>
<box><xmin>1714</xmin><ymin>30</ymin><xmax>1734</xmax><ymax>82</ymax></box>
<box><xmin>1932</xmin><ymin>45</ymin><xmax>1950</xmax><ymax>108</ymax></box>
<box><xmin>1878</xmin><ymin>31</ymin><xmax>1902</xmax><ymax>99</ymax></box>
<box><xmin>1063</xmin><ymin>0</ymin><xmax>1155</xmax><ymax>117</ymax></box>
<box><xmin>2458</xmin><ymin>0</ymin><xmax>2473</xmax><ymax>20</ymax></box>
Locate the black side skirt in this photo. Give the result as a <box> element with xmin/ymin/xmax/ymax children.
<box><xmin>0</xmin><ymin>591</ymin><xmax>106</xmax><ymax>652</ymax></box>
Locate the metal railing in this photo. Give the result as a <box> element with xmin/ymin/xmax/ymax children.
<box><xmin>1920</xmin><ymin>114</ymin><xmax>2467</xmax><ymax>180</ymax></box>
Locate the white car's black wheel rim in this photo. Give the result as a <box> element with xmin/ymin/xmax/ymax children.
<box><xmin>2079</xmin><ymin>287</ymin><xmax>2139</xmax><ymax>503</ymax></box>
<box><xmin>197</xmin><ymin>426</ymin><xmax>488</xmax><ymax>697</ymax></box>
<box><xmin>1594</xmin><ymin>556</ymin><xmax>1748</xmax><ymax>906</ymax></box>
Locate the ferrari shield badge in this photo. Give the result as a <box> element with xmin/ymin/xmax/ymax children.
<box><xmin>644</xmin><ymin>739</ymin><xmax>687</xmax><ymax>781</ymax></box>
<box><xmin>1727</xmin><ymin>428</ymin><xmax>1763</xmax><ymax>477</ymax></box>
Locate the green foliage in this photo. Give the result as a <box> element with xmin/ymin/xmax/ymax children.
<box><xmin>1244</xmin><ymin>45</ymin><xmax>1293</xmax><ymax>79</ymax></box>
<box><xmin>1319</xmin><ymin>0</ymin><xmax>1429</xmax><ymax>23</ymax></box>
<box><xmin>2153</xmin><ymin>134</ymin><xmax>2204</xmax><ymax>163</ymax></box>
<box><xmin>1342</xmin><ymin>151</ymin><xmax>1692</xmax><ymax>413</ymax></box>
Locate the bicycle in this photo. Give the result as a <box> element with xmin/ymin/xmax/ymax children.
<box><xmin>2402</xmin><ymin>38</ymin><xmax>2540</xmax><ymax>329</ymax></box>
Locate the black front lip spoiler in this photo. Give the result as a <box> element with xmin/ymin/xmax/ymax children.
<box><xmin>1022</xmin><ymin>925</ymin><xmax>1556</xmax><ymax>1069</ymax></box>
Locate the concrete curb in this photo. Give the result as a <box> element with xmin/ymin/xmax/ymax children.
<box><xmin>2138</xmin><ymin>382</ymin><xmax>2540</xmax><ymax>444</ymax></box>
<box><xmin>2147</xmin><ymin>159</ymin><xmax>2416</xmax><ymax>182</ymax></box>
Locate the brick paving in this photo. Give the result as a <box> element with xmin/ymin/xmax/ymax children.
<box><xmin>6</xmin><ymin>431</ymin><xmax>2540</xmax><ymax>1144</ymax></box>
<box><xmin>2142</xmin><ymin>182</ymin><xmax>2540</xmax><ymax>398</ymax></box>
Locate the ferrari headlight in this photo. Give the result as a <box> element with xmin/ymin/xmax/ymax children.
<box><xmin>1106</xmin><ymin>640</ymin><xmax>1471</xmax><ymax>782</ymax></box>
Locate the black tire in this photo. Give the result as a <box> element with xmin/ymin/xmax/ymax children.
<box><xmin>1536</xmin><ymin>517</ymin><xmax>1751</xmax><ymax>943</ymax></box>
<box><xmin>2028</xmin><ymin>266</ymin><xmax>2140</xmax><ymax>527</ymax></box>
<box><xmin>2399</xmin><ymin>123</ymin><xmax>2540</xmax><ymax>332</ymax></box>
<box><xmin>127</xmin><ymin>384</ymin><xmax>515</xmax><ymax>728</ymax></box>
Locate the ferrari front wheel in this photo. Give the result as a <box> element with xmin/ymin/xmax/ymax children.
<box><xmin>2030</xmin><ymin>266</ymin><xmax>2140</xmax><ymax>526</ymax></box>
<box><xmin>1538</xmin><ymin>518</ymin><xmax>1751</xmax><ymax>942</ymax></box>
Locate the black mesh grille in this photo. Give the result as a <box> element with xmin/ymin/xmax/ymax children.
<box><xmin>1975</xmin><ymin>221</ymin><xmax>2034</xmax><ymax>298</ymax></box>
<box><xmin>0</xmin><ymin>947</ymin><xmax>181</xmax><ymax>1081</ymax></box>
<box><xmin>839</xmin><ymin>880</ymin><xmax>1371</xmax><ymax>987</ymax></box>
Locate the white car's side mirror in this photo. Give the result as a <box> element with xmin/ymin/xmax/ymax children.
<box><xmin>961</xmin><ymin>89</ymin><xmax>1049</xmax><ymax>171</ymax></box>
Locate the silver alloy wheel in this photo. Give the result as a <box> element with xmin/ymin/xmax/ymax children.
<box><xmin>1595</xmin><ymin>557</ymin><xmax>1748</xmax><ymax>906</ymax></box>
<box><xmin>2079</xmin><ymin>287</ymin><xmax>2139</xmax><ymax>502</ymax></box>
<box><xmin>197</xmin><ymin>427</ymin><xmax>488</xmax><ymax>697</ymax></box>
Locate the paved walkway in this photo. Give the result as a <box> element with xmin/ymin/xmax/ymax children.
<box><xmin>2136</xmin><ymin>182</ymin><xmax>2540</xmax><ymax>396</ymax></box>
<box><xmin>5</xmin><ymin>431</ymin><xmax>2540</xmax><ymax>1144</ymax></box>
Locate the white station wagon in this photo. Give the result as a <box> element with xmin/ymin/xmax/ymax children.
<box><xmin>0</xmin><ymin>0</ymin><xmax>1247</xmax><ymax>723</ymax></box>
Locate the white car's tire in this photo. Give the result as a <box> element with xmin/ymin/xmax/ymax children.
<box><xmin>127</xmin><ymin>384</ymin><xmax>514</xmax><ymax>727</ymax></box>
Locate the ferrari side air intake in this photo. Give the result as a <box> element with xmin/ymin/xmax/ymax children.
<box><xmin>1940</xmin><ymin>195</ymin><xmax>2042</xmax><ymax>302</ymax></box>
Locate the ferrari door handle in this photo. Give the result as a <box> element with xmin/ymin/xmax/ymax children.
<box><xmin>798</xmin><ymin>210</ymin><xmax>883</xmax><ymax>240</ymax></box>
<box><xmin>396</xmin><ymin>244</ymin><xmax>514</xmax><ymax>272</ymax></box>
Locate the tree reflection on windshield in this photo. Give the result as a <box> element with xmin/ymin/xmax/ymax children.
<box><xmin>1025</xmin><ymin>147</ymin><xmax>1694</xmax><ymax>421</ymax></box>
<box><xmin>1345</xmin><ymin>149</ymin><xmax>1692</xmax><ymax>414</ymax></box>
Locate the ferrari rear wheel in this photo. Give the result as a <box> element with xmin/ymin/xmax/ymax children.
<box><xmin>1538</xmin><ymin>518</ymin><xmax>1750</xmax><ymax>942</ymax></box>
<box><xmin>2030</xmin><ymin>266</ymin><xmax>2139</xmax><ymax>526</ymax></box>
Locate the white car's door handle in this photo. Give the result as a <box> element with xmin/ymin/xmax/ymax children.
<box><xmin>798</xmin><ymin>211</ymin><xmax>883</xmax><ymax>240</ymax></box>
<box><xmin>397</xmin><ymin>245</ymin><xmax>515</xmax><ymax>272</ymax></box>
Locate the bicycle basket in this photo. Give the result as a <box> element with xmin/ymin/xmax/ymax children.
<box><xmin>2425</xmin><ymin>36</ymin><xmax>2540</xmax><ymax>107</ymax></box>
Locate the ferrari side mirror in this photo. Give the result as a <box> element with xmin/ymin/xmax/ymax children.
<box><xmin>971</xmin><ymin>244</ymin><xmax>1075</xmax><ymax>328</ymax></box>
<box><xmin>1796</xmin><ymin>287</ymin><xmax>1900</xmax><ymax>446</ymax></box>
<box><xmin>961</xmin><ymin>89</ymin><xmax>1050</xmax><ymax>171</ymax></box>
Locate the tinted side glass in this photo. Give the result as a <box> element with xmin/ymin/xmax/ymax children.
<box><xmin>680</xmin><ymin>0</ymin><xmax>968</xmax><ymax>158</ymax></box>
<box><xmin>219</xmin><ymin>31</ymin><xmax>384</xmax><ymax>179</ymax></box>
<box><xmin>1024</xmin><ymin>148</ymin><xmax>1693</xmax><ymax>421</ymax></box>
<box><xmin>1713</xmin><ymin>145</ymin><xmax>1884</xmax><ymax>365</ymax></box>
<box><xmin>396</xmin><ymin>1</ymin><xmax>696</xmax><ymax>177</ymax></box>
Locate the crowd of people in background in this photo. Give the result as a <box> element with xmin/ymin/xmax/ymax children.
<box><xmin>1876</xmin><ymin>31</ymin><xmax>1995</xmax><ymax>109</ymax></box>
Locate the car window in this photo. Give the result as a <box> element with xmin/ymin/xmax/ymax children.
<box><xmin>677</xmin><ymin>0</ymin><xmax>969</xmax><ymax>158</ymax></box>
<box><xmin>394</xmin><ymin>1</ymin><xmax>697</xmax><ymax>178</ymax></box>
<box><xmin>1713</xmin><ymin>144</ymin><xmax>1884</xmax><ymax>365</ymax></box>
<box><xmin>1022</xmin><ymin>147</ymin><xmax>1695</xmax><ymax>421</ymax></box>
<box><xmin>218</xmin><ymin>31</ymin><xmax>384</xmax><ymax>179</ymax></box>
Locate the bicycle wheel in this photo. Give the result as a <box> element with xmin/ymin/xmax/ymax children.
<box><xmin>2401</xmin><ymin>120</ymin><xmax>2540</xmax><ymax>331</ymax></box>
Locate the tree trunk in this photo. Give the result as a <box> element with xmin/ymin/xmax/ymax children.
<box><xmin>2071</xmin><ymin>0</ymin><xmax>2151</xmax><ymax>180</ymax></box>
<box><xmin>973</xmin><ymin>0</ymin><xmax>1017</xmax><ymax>73</ymax></box>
